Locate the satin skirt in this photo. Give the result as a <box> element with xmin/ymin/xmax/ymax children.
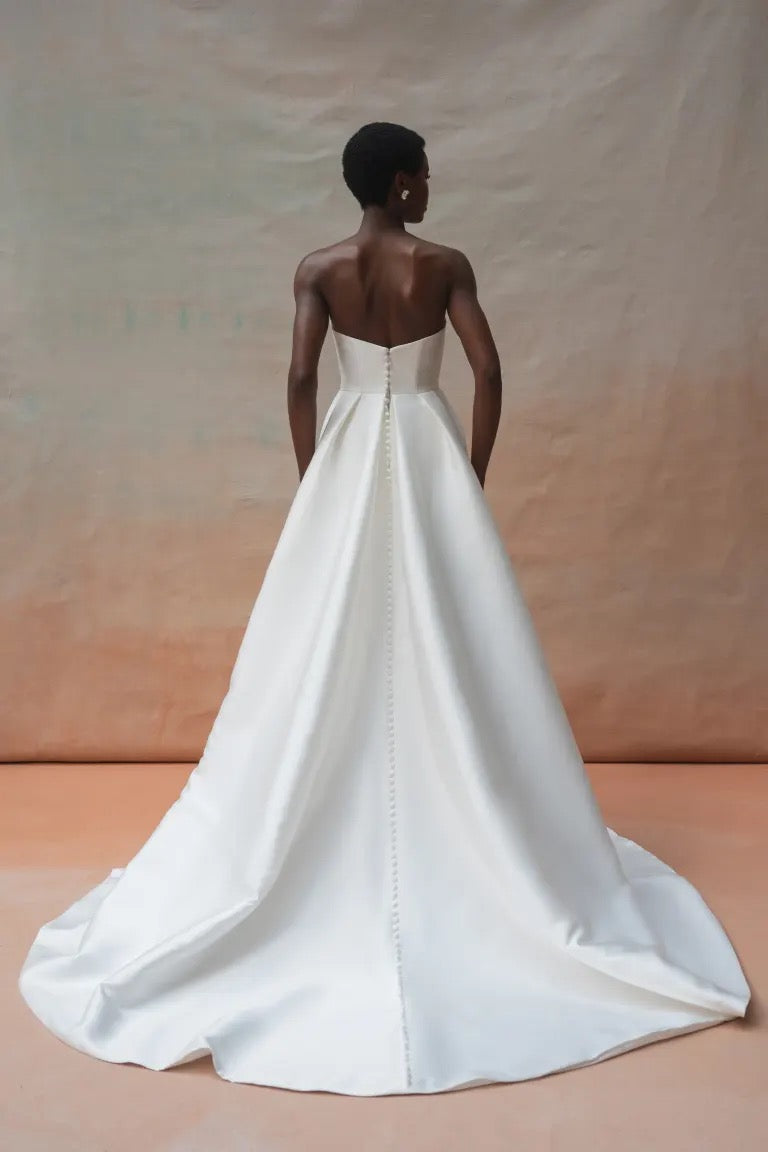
<box><xmin>18</xmin><ymin>384</ymin><xmax>750</xmax><ymax>1094</ymax></box>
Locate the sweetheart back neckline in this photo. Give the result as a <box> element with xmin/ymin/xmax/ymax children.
<box><xmin>331</xmin><ymin>325</ymin><xmax>446</xmax><ymax>352</ymax></box>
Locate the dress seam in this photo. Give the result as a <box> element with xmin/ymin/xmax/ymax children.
<box><xmin>384</xmin><ymin>351</ymin><xmax>412</xmax><ymax>1090</ymax></box>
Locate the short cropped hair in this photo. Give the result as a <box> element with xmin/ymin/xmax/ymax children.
<box><xmin>342</xmin><ymin>122</ymin><xmax>426</xmax><ymax>208</ymax></box>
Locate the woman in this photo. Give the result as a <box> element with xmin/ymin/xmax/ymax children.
<box><xmin>19</xmin><ymin>122</ymin><xmax>749</xmax><ymax>1096</ymax></box>
<box><xmin>288</xmin><ymin>122</ymin><xmax>501</xmax><ymax>491</ymax></box>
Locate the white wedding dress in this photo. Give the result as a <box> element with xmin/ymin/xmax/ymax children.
<box><xmin>19</xmin><ymin>325</ymin><xmax>750</xmax><ymax>1095</ymax></box>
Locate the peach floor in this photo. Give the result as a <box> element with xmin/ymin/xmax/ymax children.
<box><xmin>2</xmin><ymin>762</ymin><xmax>764</xmax><ymax>1151</ymax></box>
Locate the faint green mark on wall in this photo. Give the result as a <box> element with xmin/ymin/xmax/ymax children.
<box><xmin>57</xmin><ymin>306</ymin><xmax>260</xmax><ymax>332</ymax></box>
<box><xmin>44</xmin><ymin>305</ymin><xmax>269</xmax><ymax>333</ymax></box>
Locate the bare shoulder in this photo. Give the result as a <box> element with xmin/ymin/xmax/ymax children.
<box><xmin>296</xmin><ymin>234</ymin><xmax>359</xmax><ymax>267</ymax></box>
<box><xmin>293</xmin><ymin>245</ymin><xmax>330</xmax><ymax>286</ymax></box>
<box><xmin>443</xmin><ymin>244</ymin><xmax>477</xmax><ymax>287</ymax></box>
<box><xmin>415</xmin><ymin>240</ymin><xmax>477</xmax><ymax>289</ymax></box>
<box><xmin>294</xmin><ymin>237</ymin><xmax>361</xmax><ymax>295</ymax></box>
<box><xmin>404</xmin><ymin>238</ymin><xmax>467</xmax><ymax>295</ymax></box>
<box><xmin>410</xmin><ymin>236</ymin><xmax>453</xmax><ymax>263</ymax></box>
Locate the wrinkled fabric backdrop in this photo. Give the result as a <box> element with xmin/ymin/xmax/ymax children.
<box><xmin>1</xmin><ymin>0</ymin><xmax>766</xmax><ymax>762</ymax></box>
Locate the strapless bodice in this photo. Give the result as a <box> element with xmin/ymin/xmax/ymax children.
<box><xmin>332</xmin><ymin>326</ymin><xmax>445</xmax><ymax>394</ymax></box>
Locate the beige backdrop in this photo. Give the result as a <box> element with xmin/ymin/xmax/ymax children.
<box><xmin>1</xmin><ymin>0</ymin><xmax>767</xmax><ymax>763</ymax></box>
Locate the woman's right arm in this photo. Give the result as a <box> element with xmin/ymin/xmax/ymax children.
<box><xmin>445</xmin><ymin>248</ymin><xmax>502</xmax><ymax>489</ymax></box>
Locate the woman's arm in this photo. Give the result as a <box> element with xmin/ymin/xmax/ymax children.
<box><xmin>445</xmin><ymin>248</ymin><xmax>502</xmax><ymax>489</ymax></box>
<box><xmin>287</xmin><ymin>254</ymin><xmax>329</xmax><ymax>480</ymax></box>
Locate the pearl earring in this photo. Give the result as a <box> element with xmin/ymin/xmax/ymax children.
<box><xmin>401</xmin><ymin>189</ymin><xmax>410</xmax><ymax>200</ymax></box>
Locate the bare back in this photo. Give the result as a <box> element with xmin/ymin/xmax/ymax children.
<box><xmin>290</xmin><ymin>231</ymin><xmax>501</xmax><ymax>381</ymax></box>
<box><xmin>288</xmin><ymin>228</ymin><xmax>502</xmax><ymax>486</ymax></box>
<box><xmin>315</xmin><ymin>233</ymin><xmax>450</xmax><ymax>348</ymax></box>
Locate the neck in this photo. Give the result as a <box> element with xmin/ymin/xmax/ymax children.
<box><xmin>356</xmin><ymin>204</ymin><xmax>406</xmax><ymax>236</ymax></box>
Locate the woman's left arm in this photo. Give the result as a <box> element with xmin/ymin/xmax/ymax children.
<box><xmin>287</xmin><ymin>254</ymin><xmax>329</xmax><ymax>480</ymax></box>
